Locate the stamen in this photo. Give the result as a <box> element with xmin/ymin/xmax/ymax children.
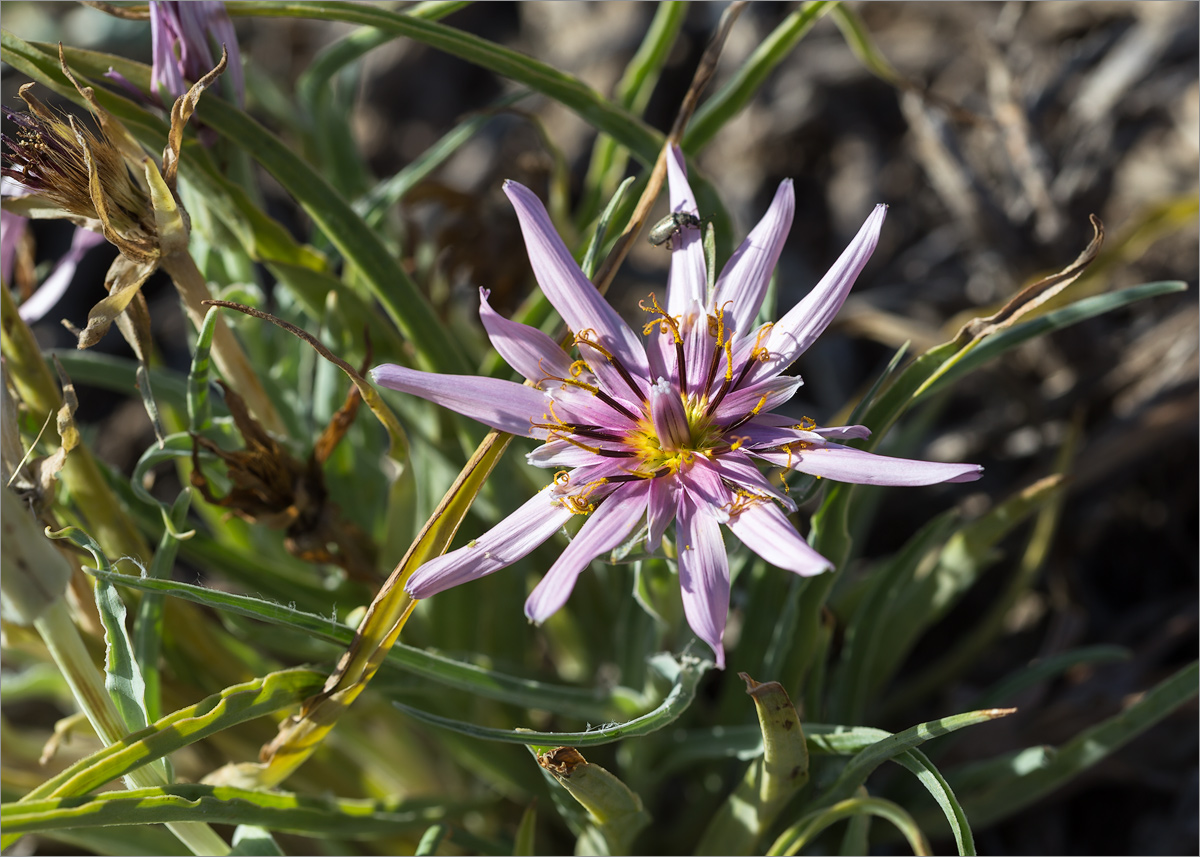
<box><xmin>722</xmin><ymin>392</ymin><xmax>770</xmax><ymax>433</ymax></box>
<box><xmin>575</xmin><ymin>329</ymin><xmax>646</xmax><ymax>401</ymax></box>
<box><xmin>640</xmin><ymin>293</ymin><xmax>688</xmax><ymax>396</ymax></box>
<box><xmin>595</xmin><ymin>389</ymin><xmax>640</xmax><ymax>422</ymax></box>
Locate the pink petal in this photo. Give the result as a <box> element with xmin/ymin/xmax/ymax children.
<box><xmin>646</xmin><ymin>476</ymin><xmax>677</xmax><ymax>553</ymax></box>
<box><xmin>664</xmin><ymin>145</ymin><xmax>708</xmax><ymax>317</ymax></box>
<box><xmin>504</xmin><ymin>181</ymin><xmax>649</xmax><ymax>380</ymax></box>
<box><xmin>735</xmin><ymin>417</ymin><xmax>871</xmax><ymax>450</ymax></box>
<box><xmin>712</xmin><ymin>179</ymin><xmax>795</xmax><ymax>336</ymax></box>
<box><xmin>711</xmin><ymin>450</ymin><xmax>797</xmax><ymax>514</ymax></box>
<box><xmin>676</xmin><ymin>488</ymin><xmax>731</xmax><ymax>668</ymax></box>
<box><xmin>406</xmin><ymin>486</ymin><xmax>575</xmax><ymax>598</ymax></box>
<box><xmin>676</xmin><ymin>457</ymin><xmax>733</xmax><ymax>518</ymax></box>
<box><xmin>649</xmin><ymin>377</ymin><xmax>691</xmax><ymax>450</ymax></box>
<box><xmin>710</xmin><ymin>374</ymin><xmax>804</xmax><ymax>425</ymax></box>
<box><xmin>17</xmin><ymin>226</ymin><xmax>106</xmax><ymax>323</ymax></box>
<box><xmin>755</xmin><ymin>440</ymin><xmax>984</xmax><ymax>486</ymax></box>
<box><xmin>370</xmin><ymin>363</ymin><xmax>549</xmax><ymax>438</ymax></box>
<box><xmin>479</xmin><ymin>288</ymin><xmax>575</xmax><ymax>386</ymax></box>
<box><xmin>758</xmin><ymin>204</ymin><xmax>887</xmax><ymax>379</ymax></box>
<box><xmin>725</xmin><ymin>500</ymin><xmax>832</xmax><ymax>576</ymax></box>
<box><xmin>525</xmin><ymin>481</ymin><xmax>650</xmax><ymax>622</ymax></box>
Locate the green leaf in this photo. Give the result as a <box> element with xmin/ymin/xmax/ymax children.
<box><xmin>768</xmin><ymin>796</ymin><xmax>931</xmax><ymax>857</ymax></box>
<box><xmin>188</xmin><ymin>308</ymin><xmax>221</xmax><ymax>433</ymax></box>
<box><xmin>685</xmin><ymin>2</ymin><xmax>834</xmax><ymax>152</ymax></box>
<box><xmin>415</xmin><ymin>823</ymin><xmax>448</xmax><ymax>856</ymax></box>
<box><xmin>229</xmin><ymin>825</ymin><xmax>285</xmax><ymax>856</ymax></box>
<box><xmin>917</xmin><ymin>280</ymin><xmax>1188</xmax><ymax>400</ymax></box>
<box><xmin>225</xmin><ymin>1</ymin><xmax>663</xmax><ymax>166</ymax></box>
<box><xmin>134</xmin><ymin>488</ymin><xmax>195</xmax><ymax>724</ymax></box>
<box><xmin>890</xmin><ymin>749</ymin><xmax>974</xmax><ymax>857</ymax></box>
<box><xmin>393</xmin><ymin>654</ymin><xmax>711</xmax><ymax>746</ymax></box>
<box><xmin>82</xmin><ymin>567</ymin><xmax>645</xmax><ymax>722</ymax></box>
<box><xmin>955</xmin><ymin>660</ymin><xmax>1198</xmax><ymax>829</ymax></box>
<box><xmin>1</xmin><ymin>784</ymin><xmax>462</xmax><ymax>839</ymax></box>
<box><xmin>819</xmin><ymin>708</ymin><xmax>1015</xmax><ymax>809</ymax></box>
<box><xmin>19</xmin><ymin>669</ymin><xmax>325</xmax><ymax>803</ymax></box>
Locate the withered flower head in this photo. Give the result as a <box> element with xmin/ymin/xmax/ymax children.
<box><xmin>2</xmin><ymin>90</ymin><xmax>163</xmax><ymax>263</ymax></box>
<box><xmin>1</xmin><ymin>46</ymin><xmax>225</xmax><ymax>350</ymax></box>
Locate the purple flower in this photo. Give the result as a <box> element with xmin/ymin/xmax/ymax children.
<box><xmin>151</xmin><ymin>1</ymin><xmax>243</xmax><ymax>107</ymax></box>
<box><xmin>371</xmin><ymin>147</ymin><xmax>982</xmax><ymax>667</ymax></box>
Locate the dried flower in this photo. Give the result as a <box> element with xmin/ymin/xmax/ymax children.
<box><xmin>371</xmin><ymin>147</ymin><xmax>982</xmax><ymax>666</ymax></box>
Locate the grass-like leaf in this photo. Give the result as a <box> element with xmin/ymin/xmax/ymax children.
<box><xmin>392</xmin><ymin>654</ymin><xmax>710</xmax><ymax>746</ymax></box>
<box><xmin>2</xmin><ymin>784</ymin><xmax>464</xmax><ymax>839</ymax></box>
<box><xmin>83</xmin><ymin>568</ymin><xmax>646</xmax><ymax>722</ymax></box>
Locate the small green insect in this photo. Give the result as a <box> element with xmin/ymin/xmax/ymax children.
<box><xmin>647</xmin><ymin>211</ymin><xmax>703</xmax><ymax>247</ymax></box>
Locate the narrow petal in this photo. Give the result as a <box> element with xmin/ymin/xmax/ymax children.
<box><xmin>479</xmin><ymin>288</ymin><xmax>575</xmax><ymax>386</ymax></box>
<box><xmin>725</xmin><ymin>500</ymin><xmax>832</xmax><ymax>577</ymax></box>
<box><xmin>525</xmin><ymin>481</ymin><xmax>649</xmax><ymax>622</ymax></box>
<box><xmin>736</xmin><ymin>418</ymin><xmax>871</xmax><ymax>451</ymax></box>
<box><xmin>504</xmin><ymin>180</ymin><xmax>649</xmax><ymax>378</ymax></box>
<box><xmin>646</xmin><ymin>476</ymin><xmax>677</xmax><ymax>553</ymax></box>
<box><xmin>371</xmin><ymin>363</ymin><xmax>549</xmax><ymax>438</ymax></box>
<box><xmin>711</xmin><ymin>375</ymin><xmax>804</xmax><ymax>425</ymax></box>
<box><xmin>758</xmin><ymin>204</ymin><xmax>887</xmax><ymax>378</ymax></box>
<box><xmin>649</xmin><ymin>378</ymin><xmax>691</xmax><ymax>450</ymax></box>
<box><xmin>756</xmin><ymin>440</ymin><xmax>984</xmax><ymax>486</ymax></box>
<box><xmin>406</xmin><ymin>486</ymin><xmax>574</xmax><ymax>598</ymax></box>
<box><xmin>712</xmin><ymin>179</ymin><xmax>795</xmax><ymax>336</ymax></box>
<box><xmin>676</xmin><ymin>457</ymin><xmax>733</xmax><ymax>521</ymax></box>
<box><xmin>676</xmin><ymin>489</ymin><xmax>731</xmax><ymax>668</ymax></box>
<box><xmin>664</xmin><ymin>146</ymin><xmax>708</xmax><ymax>316</ymax></box>
<box><xmin>711</xmin><ymin>450</ymin><xmax>797</xmax><ymax>514</ymax></box>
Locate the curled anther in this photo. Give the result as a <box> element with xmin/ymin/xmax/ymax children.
<box><xmin>640</xmin><ymin>293</ymin><xmax>683</xmax><ymax>343</ymax></box>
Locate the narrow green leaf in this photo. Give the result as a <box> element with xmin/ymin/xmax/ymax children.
<box><xmin>768</xmin><ymin>796</ymin><xmax>931</xmax><ymax>857</ymax></box>
<box><xmin>890</xmin><ymin>749</ymin><xmax>974</xmax><ymax>857</ymax></box>
<box><xmin>19</xmin><ymin>669</ymin><xmax>325</xmax><ymax>803</ymax></box>
<box><xmin>188</xmin><ymin>308</ymin><xmax>221</xmax><ymax>433</ymax></box>
<box><xmin>685</xmin><ymin>2</ymin><xmax>834</xmax><ymax>152</ymax></box>
<box><xmin>698</xmin><ymin>675</ymin><xmax>810</xmax><ymax>854</ymax></box>
<box><xmin>2</xmin><ymin>784</ymin><xmax>460</xmax><ymax>839</ymax></box>
<box><xmin>917</xmin><ymin>280</ymin><xmax>1187</xmax><ymax>401</ymax></box>
<box><xmin>816</xmin><ymin>709</ymin><xmax>1015</xmax><ymax>812</ymax></box>
<box><xmin>134</xmin><ymin>488</ymin><xmax>195</xmax><ymax>724</ymax></box>
<box><xmin>83</xmin><ymin>567</ymin><xmax>645</xmax><ymax>722</ymax></box>
<box><xmin>513</xmin><ymin>801</ymin><xmax>538</xmax><ymax>856</ymax></box>
<box><xmin>526</xmin><ymin>746</ymin><xmax>649</xmax><ymax>856</ymax></box>
<box><xmin>230</xmin><ymin>825</ymin><xmax>284</xmax><ymax>856</ymax></box>
<box><xmin>958</xmin><ymin>661</ymin><xmax>1198</xmax><ymax>828</ymax></box>
<box><xmin>415</xmin><ymin>824</ymin><xmax>448</xmax><ymax>856</ymax></box>
<box><xmin>393</xmin><ymin>654</ymin><xmax>711</xmax><ymax>746</ymax></box>
<box><xmin>225</xmin><ymin>1</ymin><xmax>663</xmax><ymax>166</ymax></box>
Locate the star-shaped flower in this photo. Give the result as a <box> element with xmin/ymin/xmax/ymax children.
<box><xmin>372</xmin><ymin>147</ymin><xmax>981</xmax><ymax>667</ymax></box>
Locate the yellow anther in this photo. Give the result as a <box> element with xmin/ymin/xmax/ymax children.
<box><xmin>554</xmin><ymin>470</ymin><xmax>570</xmax><ymax>486</ymax></box>
<box><xmin>729</xmin><ymin>434</ymin><xmax>750</xmax><ymax>451</ymax></box>
<box><xmin>639</xmin><ymin>293</ymin><xmax>683</xmax><ymax>343</ymax></box>
<box><xmin>751</xmin><ymin>323</ymin><xmax>774</xmax><ymax>363</ymax></box>
<box><xmin>798</xmin><ymin>416</ymin><xmax>816</xmax><ymax>431</ymax></box>
<box><xmin>575</xmin><ymin>331</ymin><xmax>615</xmax><ymax>361</ymax></box>
<box><xmin>569</xmin><ymin>360</ymin><xmax>589</xmax><ymax>378</ymax></box>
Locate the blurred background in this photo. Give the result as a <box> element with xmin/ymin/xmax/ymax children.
<box><xmin>4</xmin><ymin>2</ymin><xmax>1197</xmax><ymax>853</ymax></box>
